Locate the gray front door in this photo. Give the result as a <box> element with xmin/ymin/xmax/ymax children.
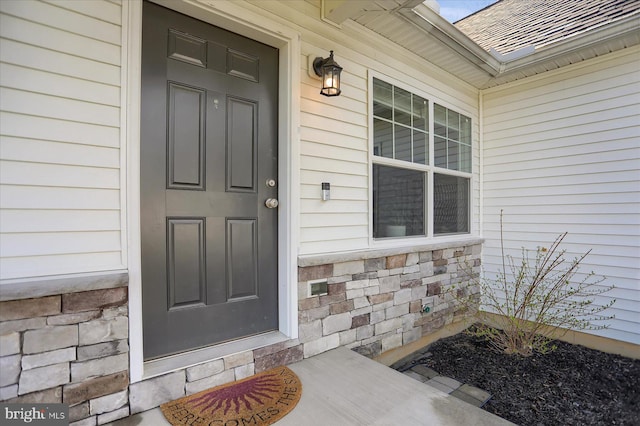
<box><xmin>140</xmin><ymin>2</ymin><xmax>279</xmax><ymax>360</ymax></box>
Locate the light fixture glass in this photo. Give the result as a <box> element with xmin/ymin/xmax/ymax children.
<box><xmin>313</xmin><ymin>51</ymin><xmax>342</xmax><ymax>97</ymax></box>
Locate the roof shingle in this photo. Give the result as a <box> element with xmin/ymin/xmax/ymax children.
<box><xmin>454</xmin><ymin>0</ymin><xmax>640</xmax><ymax>54</ymax></box>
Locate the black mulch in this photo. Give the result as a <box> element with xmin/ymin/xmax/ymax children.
<box><xmin>392</xmin><ymin>331</ymin><xmax>640</xmax><ymax>425</ymax></box>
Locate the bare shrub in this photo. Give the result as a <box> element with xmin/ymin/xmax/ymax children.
<box><xmin>456</xmin><ymin>211</ymin><xmax>615</xmax><ymax>356</ymax></box>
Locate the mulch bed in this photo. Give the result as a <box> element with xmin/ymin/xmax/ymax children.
<box><xmin>403</xmin><ymin>331</ymin><xmax>640</xmax><ymax>425</ymax></box>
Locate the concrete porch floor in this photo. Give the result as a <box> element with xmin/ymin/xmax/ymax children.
<box><xmin>109</xmin><ymin>346</ymin><xmax>513</xmax><ymax>425</ymax></box>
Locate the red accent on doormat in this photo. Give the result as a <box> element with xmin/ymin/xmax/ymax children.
<box><xmin>160</xmin><ymin>366</ymin><xmax>302</xmax><ymax>425</ymax></box>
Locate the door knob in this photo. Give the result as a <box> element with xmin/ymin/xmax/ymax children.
<box><xmin>265</xmin><ymin>198</ymin><xmax>279</xmax><ymax>209</ymax></box>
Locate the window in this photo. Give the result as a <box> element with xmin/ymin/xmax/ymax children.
<box><xmin>372</xmin><ymin>77</ymin><xmax>471</xmax><ymax>238</ymax></box>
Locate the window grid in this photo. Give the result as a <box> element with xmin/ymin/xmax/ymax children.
<box><xmin>434</xmin><ymin>104</ymin><xmax>472</xmax><ymax>173</ymax></box>
<box><xmin>373</xmin><ymin>79</ymin><xmax>429</xmax><ymax>166</ymax></box>
<box><xmin>372</xmin><ymin>76</ymin><xmax>472</xmax><ymax>239</ymax></box>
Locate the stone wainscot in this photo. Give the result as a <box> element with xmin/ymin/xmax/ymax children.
<box><xmin>0</xmin><ymin>239</ymin><xmax>481</xmax><ymax>425</ymax></box>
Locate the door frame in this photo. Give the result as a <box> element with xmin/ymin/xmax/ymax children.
<box><xmin>123</xmin><ymin>0</ymin><xmax>301</xmax><ymax>382</ymax></box>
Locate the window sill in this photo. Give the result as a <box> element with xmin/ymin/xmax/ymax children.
<box><xmin>298</xmin><ymin>235</ymin><xmax>484</xmax><ymax>267</ymax></box>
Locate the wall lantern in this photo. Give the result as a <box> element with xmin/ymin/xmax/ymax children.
<box><xmin>312</xmin><ymin>50</ymin><xmax>342</xmax><ymax>97</ymax></box>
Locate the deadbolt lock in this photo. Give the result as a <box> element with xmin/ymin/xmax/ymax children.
<box><xmin>266</xmin><ymin>179</ymin><xmax>277</xmax><ymax>187</ymax></box>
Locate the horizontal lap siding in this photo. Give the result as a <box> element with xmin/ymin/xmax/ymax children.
<box><xmin>288</xmin><ymin>0</ymin><xmax>479</xmax><ymax>255</ymax></box>
<box><xmin>0</xmin><ymin>0</ymin><xmax>123</xmax><ymax>280</ymax></box>
<box><xmin>299</xmin><ymin>57</ymin><xmax>369</xmax><ymax>245</ymax></box>
<box><xmin>482</xmin><ymin>47</ymin><xmax>640</xmax><ymax>344</ymax></box>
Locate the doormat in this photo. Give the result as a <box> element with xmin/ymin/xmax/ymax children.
<box><xmin>160</xmin><ymin>366</ymin><xmax>302</xmax><ymax>426</ymax></box>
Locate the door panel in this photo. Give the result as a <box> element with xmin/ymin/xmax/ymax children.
<box><xmin>167</xmin><ymin>83</ymin><xmax>206</xmax><ymax>190</ymax></box>
<box><xmin>167</xmin><ymin>218</ymin><xmax>206</xmax><ymax>308</ymax></box>
<box><xmin>141</xmin><ymin>1</ymin><xmax>279</xmax><ymax>360</ymax></box>
<box><xmin>227</xmin><ymin>98</ymin><xmax>257</xmax><ymax>192</ymax></box>
<box><xmin>227</xmin><ymin>218</ymin><xmax>258</xmax><ymax>300</ymax></box>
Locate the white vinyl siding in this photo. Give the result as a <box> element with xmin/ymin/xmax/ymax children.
<box><xmin>299</xmin><ymin>49</ymin><xmax>370</xmax><ymax>253</ymax></box>
<box><xmin>290</xmin><ymin>2</ymin><xmax>480</xmax><ymax>255</ymax></box>
<box><xmin>0</xmin><ymin>0</ymin><xmax>123</xmax><ymax>280</ymax></box>
<box><xmin>482</xmin><ymin>47</ymin><xmax>640</xmax><ymax>345</ymax></box>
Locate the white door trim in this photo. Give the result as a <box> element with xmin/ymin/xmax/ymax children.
<box><xmin>124</xmin><ymin>0</ymin><xmax>300</xmax><ymax>383</ymax></box>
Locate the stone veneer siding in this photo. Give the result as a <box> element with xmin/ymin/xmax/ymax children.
<box><xmin>0</xmin><ymin>241</ymin><xmax>481</xmax><ymax>424</ymax></box>
<box><xmin>297</xmin><ymin>242</ymin><xmax>482</xmax><ymax>359</ymax></box>
<box><xmin>0</xmin><ymin>286</ymin><xmax>130</xmax><ymax>425</ymax></box>
<box><xmin>0</xmin><ymin>281</ymin><xmax>307</xmax><ymax>425</ymax></box>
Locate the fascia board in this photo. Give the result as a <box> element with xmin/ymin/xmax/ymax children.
<box><xmin>405</xmin><ymin>4</ymin><xmax>502</xmax><ymax>75</ymax></box>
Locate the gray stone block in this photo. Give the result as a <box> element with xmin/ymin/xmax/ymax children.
<box><xmin>47</xmin><ymin>311</ymin><xmax>101</xmax><ymax>326</ymax></box>
<box><xmin>334</xmin><ymin>260</ymin><xmax>364</xmax><ymax>276</ymax></box>
<box><xmin>346</xmin><ymin>279</ymin><xmax>368</xmax><ymax>290</ymax></box>
<box><xmin>378</xmin><ymin>275</ymin><xmax>401</xmax><ymax>293</ymax></box>
<box><xmin>0</xmin><ymin>332</ymin><xmax>20</xmax><ymax>356</ymax></box>
<box><xmin>371</xmin><ymin>300</ymin><xmax>393</xmax><ymax>312</ymax></box>
<box><xmin>234</xmin><ymin>363</ymin><xmax>255</xmax><ymax>380</ymax></box>
<box><xmin>78</xmin><ymin>317</ymin><xmax>128</xmax><ymax>346</ymax></box>
<box><xmin>381</xmin><ymin>333</ymin><xmax>403</xmax><ymax>352</ymax></box>
<box><xmin>129</xmin><ymin>371</ymin><xmax>185</xmax><ymax>414</ymax></box>
<box><xmin>406</xmin><ymin>252</ymin><xmax>419</xmax><ymax>266</ymax></box>
<box><xmin>450</xmin><ymin>388</ymin><xmax>483</xmax><ymax>407</ymax></box>
<box><xmin>374</xmin><ymin>317</ymin><xmax>402</xmax><ymax>335</ymax></box>
<box><xmin>0</xmin><ymin>354</ymin><xmax>21</xmax><ymax>387</ymax></box>
<box><xmin>97</xmin><ymin>406</ymin><xmax>129</xmax><ymax>425</ymax></box>
<box><xmin>0</xmin><ymin>384</ymin><xmax>18</xmax><ymax>400</ymax></box>
<box><xmin>322</xmin><ymin>312</ymin><xmax>352</xmax><ymax>335</ymax></box>
<box><xmin>352</xmin><ymin>296</ymin><xmax>370</xmax><ymax>310</ymax></box>
<box><xmin>303</xmin><ymin>334</ymin><xmax>339</xmax><ymax>358</ymax></box>
<box><xmin>455</xmin><ymin>383</ymin><xmax>492</xmax><ymax>405</ymax></box>
<box><xmin>364</xmin><ymin>257</ymin><xmax>385</xmax><ymax>272</ymax></box>
<box><xmin>345</xmin><ymin>288</ymin><xmax>364</xmax><ymax>299</ymax></box>
<box><xmin>185</xmin><ymin>369</ymin><xmax>234</xmax><ymax>395</ymax></box>
<box><xmin>6</xmin><ymin>386</ymin><xmax>62</xmax><ymax>404</ymax></box>
<box><xmin>19</xmin><ymin>363</ymin><xmax>69</xmax><ymax>395</ymax></box>
<box><xmin>419</xmin><ymin>251</ymin><xmax>433</xmax><ymax>262</ymax></box>
<box><xmin>339</xmin><ymin>329</ymin><xmax>357</xmax><ymax>346</ymax></box>
<box><xmin>298</xmin><ymin>319</ymin><xmax>322</xmax><ymax>343</ymax></box>
<box><xmin>69</xmin><ymin>402</ymin><xmax>90</xmax><ymax>422</ymax></box>
<box><xmin>22</xmin><ymin>347</ymin><xmax>76</xmax><ymax>370</ymax></box>
<box><xmin>403</xmin><ymin>265</ymin><xmax>420</xmax><ymax>274</ymax></box>
<box><xmin>410</xmin><ymin>365</ymin><xmax>439</xmax><ymax>379</ymax></box>
<box><xmin>403</xmin><ymin>370</ymin><xmax>428</xmax><ymax>383</ymax></box>
<box><xmin>386</xmin><ymin>303</ymin><xmax>409</xmax><ymax>319</ymax></box>
<box><xmin>355</xmin><ymin>325</ymin><xmax>374</xmax><ymax>340</ymax></box>
<box><xmin>369</xmin><ymin>309</ymin><xmax>386</xmax><ymax>324</ymax></box>
<box><xmin>77</xmin><ymin>340</ymin><xmax>129</xmax><ymax>361</ymax></box>
<box><xmin>186</xmin><ymin>359</ymin><xmax>224</xmax><ymax>382</ymax></box>
<box><xmin>223</xmin><ymin>351</ymin><xmax>253</xmax><ymax>370</ymax></box>
<box><xmin>0</xmin><ymin>317</ymin><xmax>47</xmax><ymax>335</ymax></box>
<box><xmin>425</xmin><ymin>379</ymin><xmax>457</xmax><ymax>394</ymax></box>
<box><xmin>101</xmin><ymin>306</ymin><xmax>128</xmax><ymax>320</ymax></box>
<box><xmin>23</xmin><ymin>325</ymin><xmax>78</xmax><ymax>354</ymax></box>
<box><xmin>90</xmin><ymin>389</ymin><xmax>128</xmax><ymax>415</ymax></box>
<box><xmin>363</xmin><ymin>285</ymin><xmax>380</xmax><ymax>296</ymax></box>
<box><xmin>71</xmin><ymin>354</ymin><xmax>128</xmax><ymax>382</ymax></box>
<box><xmin>431</xmin><ymin>375</ymin><xmax>462</xmax><ymax>389</ymax></box>
<box><xmin>70</xmin><ymin>416</ymin><xmax>96</xmax><ymax>426</ymax></box>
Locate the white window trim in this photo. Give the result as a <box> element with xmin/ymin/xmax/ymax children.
<box><xmin>367</xmin><ymin>70</ymin><xmax>475</xmax><ymax>248</ymax></box>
